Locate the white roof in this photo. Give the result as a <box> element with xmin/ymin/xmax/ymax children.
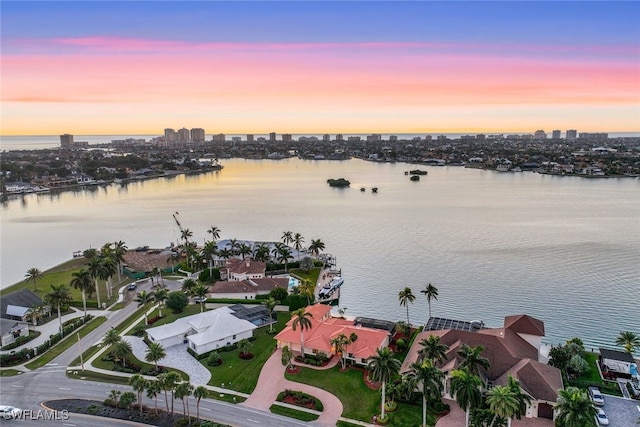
<box><xmin>146</xmin><ymin>317</ymin><xmax>191</xmax><ymax>342</ymax></box>
<box><xmin>6</xmin><ymin>305</ymin><xmax>29</xmax><ymax>317</ymax></box>
<box><xmin>188</xmin><ymin>310</ymin><xmax>257</xmax><ymax>346</ymax></box>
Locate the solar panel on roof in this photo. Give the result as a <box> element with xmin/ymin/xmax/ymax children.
<box><xmin>425</xmin><ymin>317</ymin><xmax>483</xmax><ymax>332</ymax></box>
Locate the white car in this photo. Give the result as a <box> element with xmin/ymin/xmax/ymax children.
<box><xmin>595</xmin><ymin>408</ymin><xmax>609</xmax><ymax>426</ymax></box>
<box><xmin>588</xmin><ymin>386</ymin><xmax>605</xmax><ymax>406</ymax></box>
<box><xmin>0</xmin><ymin>405</ymin><xmax>21</xmax><ymax>420</ymax></box>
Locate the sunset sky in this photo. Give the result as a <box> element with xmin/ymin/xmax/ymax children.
<box><xmin>1</xmin><ymin>1</ymin><xmax>639</xmax><ymax>135</ymax></box>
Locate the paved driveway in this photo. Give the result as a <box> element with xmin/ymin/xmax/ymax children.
<box><xmin>601</xmin><ymin>394</ymin><xmax>640</xmax><ymax>426</ymax></box>
<box><xmin>124</xmin><ymin>336</ymin><xmax>211</xmax><ymax>385</ymax></box>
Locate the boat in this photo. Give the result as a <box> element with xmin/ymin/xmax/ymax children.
<box><xmin>410</xmin><ymin>175</ymin><xmax>420</xmax><ymax>181</ymax></box>
<box><xmin>371</xmin><ymin>187</ymin><xmax>378</xmax><ymax>193</ymax></box>
<box><xmin>360</xmin><ymin>187</ymin><xmax>366</xmax><ymax>192</ymax></box>
<box><xmin>409</xmin><ymin>169</ymin><xmax>428</xmax><ymax>175</ymax></box>
<box><xmin>329</xmin><ymin>277</ymin><xmax>344</xmax><ymax>289</ymax></box>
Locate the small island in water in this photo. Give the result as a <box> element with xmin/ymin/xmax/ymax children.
<box><xmin>327</xmin><ymin>178</ymin><xmax>351</xmax><ymax>187</ymax></box>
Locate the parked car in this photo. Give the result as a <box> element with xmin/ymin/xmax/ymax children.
<box><xmin>127</xmin><ymin>282</ymin><xmax>138</xmax><ymax>291</ymax></box>
<box><xmin>588</xmin><ymin>386</ymin><xmax>605</xmax><ymax>406</ymax></box>
<box><xmin>595</xmin><ymin>408</ymin><xmax>609</xmax><ymax>425</ymax></box>
<box><xmin>193</xmin><ymin>296</ymin><xmax>207</xmax><ymax>303</ymax></box>
<box><xmin>0</xmin><ymin>405</ymin><xmax>22</xmax><ymax>420</ymax></box>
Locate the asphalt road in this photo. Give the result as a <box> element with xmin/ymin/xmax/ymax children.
<box><xmin>1</xmin><ymin>278</ymin><xmax>313</xmax><ymax>427</ymax></box>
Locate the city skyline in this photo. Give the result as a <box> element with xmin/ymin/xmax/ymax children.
<box><xmin>1</xmin><ymin>1</ymin><xmax>639</xmax><ymax>135</ymax></box>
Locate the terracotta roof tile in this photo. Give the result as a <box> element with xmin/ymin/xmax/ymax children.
<box><xmin>504</xmin><ymin>315</ymin><xmax>545</xmax><ymax>336</ymax></box>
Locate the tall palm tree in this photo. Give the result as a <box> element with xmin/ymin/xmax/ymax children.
<box><xmin>398</xmin><ymin>287</ymin><xmax>416</xmax><ymax>327</ymax></box>
<box><xmin>227</xmin><ymin>238</ymin><xmax>238</xmax><ymax>255</ymax></box>
<box><xmin>181</xmin><ymin>228</ymin><xmax>193</xmax><ymax>246</ymax></box>
<box><xmin>293</xmin><ymin>232</ymin><xmax>305</xmax><ymax>260</ymax></box>
<box><xmin>103</xmin><ymin>327</ymin><xmax>122</xmax><ymax>347</ymax></box>
<box><xmin>24</xmin><ymin>267</ymin><xmax>43</xmax><ymax>291</ymax></box>
<box><xmin>113</xmin><ymin>240</ymin><xmax>128</xmax><ymax>282</ymax></box>
<box><xmin>458</xmin><ymin>344</ymin><xmax>491</xmax><ymax>377</ymax></box>
<box><xmin>146</xmin><ymin>379</ymin><xmax>162</xmax><ymax>416</ymax></box>
<box><xmin>291</xmin><ymin>308</ymin><xmax>313</xmax><ymax>357</ymax></box>
<box><xmin>506</xmin><ymin>375</ymin><xmax>532</xmax><ymax>421</ymax></box>
<box><xmin>26</xmin><ymin>305</ymin><xmax>43</xmax><ymax>327</ymax></box>
<box><xmin>201</xmin><ymin>240</ymin><xmax>218</xmax><ymax>275</ymax></box>
<box><xmin>554</xmin><ymin>386</ymin><xmax>598</xmax><ymax>427</ymax></box>
<box><xmin>70</xmin><ymin>268</ymin><xmax>93</xmax><ymax>317</ymax></box>
<box><xmin>308</xmin><ymin>239</ymin><xmax>325</xmax><ymax>257</ymax></box>
<box><xmin>331</xmin><ymin>333</ymin><xmax>359</xmax><ymax>369</ymax></box>
<box><xmin>157</xmin><ymin>373</ymin><xmax>172</xmax><ymax>414</ymax></box>
<box><xmin>419</xmin><ymin>335</ymin><xmax>449</xmax><ymax>364</ymax></box>
<box><xmin>99</xmin><ymin>255</ymin><xmax>117</xmax><ymax>300</ymax></box>
<box><xmin>408</xmin><ymin>359</ymin><xmax>445</xmax><ymax>427</ymax></box>
<box><xmin>129</xmin><ymin>374</ymin><xmax>148</xmax><ymax>416</ymax></box>
<box><xmin>207</xmin><ymin>226</ymin><xmax>221</xmax><ymax>242</ymax></box>
<box><xmin>135</xmin><ymin>290</ymin><xmax>155</xmax><ymax>325</ymax></box>
<box><xmin>153</xmin><ymin>288</ymin><xmax>169</xmax><ymax>317</ymax></box>
<box><xmin>367</xmin><ymin>347</ymin><xmax>401</xmax><ymax>421</ymax></box>
<box><xmin>193</xmin><ymin>385</ymin><xmax>208</xmax><ymax>421</ymax></box>
<box><xmin>262</xmin><ymin>297</ymin><xmax>279</xmax><ymax>333</ymax></box>
<box><xmin>87</xmin><ymin>257</ymin><xmax>102</xmax><ymax>308</ymax></box>
<box><xmin>450</xmin><ymin>369</ymin><xmax>483</xmax><ymax>427</ymax></box>
<box><xmin>113</xmin><ymin>339</ymin><xmax>133</xmax><ymax>367</ymax></box>
<box><xmin>237</xmin><ymin>242</ymin><xmax>252</xmax><ymax>260</ymax></box>
<box><xmin>253</xmin><ymin>244</ymin><xmax>271</xmax><ymax>263</ymax></box>
<box><xmin>274</xmin><ymin>243</ymin><xmax>293</xmax><ymax>273</ymax></box>
<box><xmin>145</xmin><ymin>342</ymin><xmax>167</xmax><ymax>371</ymax></box>
<box><xmin>281</xmin><ymin>231</ymin><xmax>293</xmax><ymax>246</ymax></box>
<box><xmin>420</xmin><ymin>283</ymin><xmax>439</xmax><ymax>320</ymax></box>
<box><xmin>175</xmin><ymin>381</ymin><xmax>194</xmax><ymax>420</ymax></box>
<box><xmin>192</xmin><ymin>284</ymin><xmax>209</xmax><ymax>312</ymax></box>
<box><xmin>43</xmin><ymin>284</ymin><xmax>72</xmax><ymax>336</ymax></box>
<box><xmin>616</xmin><ymin>331</ymin><xmax>640</xmax><ymax>354</ymax></box>
<box><xmin>164</xmin><ymin>371</ymin><xmax>182</xmax><ymax>416</ymax></box>
<box><xmin>486</xmin><ymin>385</ymin><xmax>520</xmax><ymax>427</ymax></box>
<box><xmin>182</xmin><ymin>278</ymin><xmax>197</xmax><ymax>296</ymax></box>
<box><xmin>167</xmin><ymin>251</ymin><xmax>180</xmax><ymax>273</ymax></box>
<box><xmin>218</xmin><ymin>248</ymin><xmax>233</xmax><ymax>260</ymax></box>
<box><xmin>297</xmin><ymin>278</ymin><xmax>315</xmax><ymax>306</ymax></box>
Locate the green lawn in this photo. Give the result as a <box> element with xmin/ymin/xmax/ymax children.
<box><xmin>146</xmin><ymin>305</ymin><xmax>203</xmax><ymax>327</ymax></box>
<box><xmin>25</xmin><ymin>316</ymin><xmax>108</xmax><ymax>369</ymax></box>
<box><xmin>269</xmin><ymin>404</ymin><xmax>319</xmax><ymax>422</ymax></box>
<box><xmin>567</xmin><ymin>352</ymin><xmax>623</xmax><ymax>397</ymax></box>
<box><xmin>0</xmin><ymin>369</ymin><xmax>24</xmax><ymax>377</ymax></box>
<box><xmin>290</xmin><ymin>267</ymin><xmax>321</xmax><ymax>286</ymax></box>
<box><xmin>202</xmin><ymin>312</ymin><xmax>291</xmax><ymax>394</ymax></box>
<box><xmin>285</xmin><ymin>365</ymin><xmax>378</xmax><ymax>422</ymax></box>
<box><xmin>92</xmin><ymin>350</ymin><xmax>189</xmax><ymax>381</ymax></box>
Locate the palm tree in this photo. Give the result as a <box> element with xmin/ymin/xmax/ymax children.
<box><xmin>201</xmin><ymin>240</ymin><xmax>218</xmax><ymax>275</ymax></box>
<box><xmin>146</xmin><ymin>380</ymin><xmax>162</xmax><ymax>416</ymax></box>
<box><xmin>554</xmin><ymin>387</ymin><xmax>598</xmax><ymax>427</ymax></box>
<box><xmin>165</xmin><ymin>371</ymin><xmax>182</xmax><ymax>416</ymax></box>
<box><xmin>418</xmin><ymin>335</ymin><xmax>449</xmax><ymax>364</ymax></box>
<box><xmin>450</xmin><ymin>369</ymin><xmax>483</xmax><ymax>427</ymax></box>
<box><xmin>237</xmin><ymin>242</ymin><xmax>252</xmax><ymax>260</ymax></box>
<box><xmin>616</xmin><ymin>331</ymin><xmax>640</xmax><ymax>354</ymax></box>
<box><xmin>218</xmin><ymin>248</ymin><xmax>233</xmax><ymax>260</ymax></box>
<box><xmin>506</xmin><ymin>375</ymin><xmax>532</xmax><ymax>421</ymax></box>
<box><xmin>331</xmin><ymin>332</ymin><xmax>359</xmax><ymax>369</ymax></box>
<box><xmin>398</xmin><ymin>287</ymin><xmax>416</xmax><ymax>327</ymax></box>
<box><xmin>253</xmin><ymin>244</ymin><xmax>271</xmax><ymax>263</ymax></box>
<box><xmin>167</xmin><ymin>251</ymin><xmax>180</xmax><ymax>273</ymax></box>
<box><xmin>408</xmin><ymin>359</ymin><xmax>445</xmax><ymax>427</ymax></box>
<box><xmin>26</xmin><ymin>305</ymin><xmax>43</xmax><ymax>327</ymax></box>
<box><xmin>145</xmin><ymin>342</ymin><xmax>167</xmax><ymax>371</ymax></box>
<box><xmin>129</xmin><ymin>374</ymin><xmax>147</xmax><ymax>416</ymax></box>
<box><xmin>367</xmin><ymin>347</ymin><xmax>401</xmax><ymax>421</ymax></box>
<box><xmin>238</xmin><ymin>338</ymin><xmax>253</xmax><ymax>356</ymax></box>
<box><xmin>293</xmin><ymin>232</ymin><xmax>305</xmax><ymax>260</ymax></box>
<box><xmin>174</xmin><ymin>381</ymin><xmax>193</xmax><ymax>420</ymax></box>
<box><xmin>458</xmin><ymin>344</ymin><xmax>491</xmax><ymax>377</ymax></box>
<box><xmin>193</xmin><ymin>385</ymin><xmax>208</xmax><ymax>421</ymax></box>
<box><xmin>87</xmin><ymin>257</ymin><xmax>102</xmax><ymax>308</ymax></box>
<box><xmin>83</xmin><ymin>248</ymin><xmax>98</xmax><ymax>260</ymax></box>
<box><xmin>486</xmin><ymin>385</ymin><xmax>520</xmax><ymax>427</ymax></box>
<box><xmin>182</xmin><ymin>278</ymin><xmax>197</xmax><ymax>296</ymax></box>
<box><xmin>103</xmin><ymin>327</ymin><xmax>122</xmax><ymax>347</ymax></box>
<box><xmin>420</xmin><ymin>283</ymin><xmax>438</xmax><ymax>320</ymax></box>
<box><xmin>135</xmin><ymin>290</ymin><xmax>155</xmax><ymax>325</ymax></box>
<box><xmin>297</xmin><ymin>278</ymin><xmax>315</xmax><ymax>306</ymax></box>
<box><xmin>291</xmin><ymin>308</ymin><xmax>313</xmax><ymax>357</ymax></box>
<box><xmin>192</xmin><ymin>284</ymin><xmax>209</xmax><ymax>312</ymax></box>
<box><xmin>70</xmin><ymin>268</ymin><xmax>93</xmax><ymax>317</ymax></box>
<box><xmin>113</xmin><ymin>339</ymin><xmax>133</xmax><ymax>367</ymax></box>
<box><xmin>227</xmin><ymin>238</ymin><xmax>238</xmax><ymax>255</ymax></box>
<box><xmin>207</xmin><ymin>226</ymin><xmax>221</xmax><ymax>241</ymax></box>
<box><xmin>281</xmin><ymin>231</ymin><xmax>293</xmax><ymax>246</ymax></box>
<box><xmin>44</xmin><ymin>284</ymin><xmax>72</xmax><ymax>336</ymax></box>
<box><xmin>308</xmin><ymin>239</ymin><xmax>325</xmax><ymax>257</ymax></box>
<box><xmin>98</xmin><ymin>255</ymin><xmax>117</xmax><ymax>300</ymax></box>
<box><xmin>262</xmin><ymin>297</ymin><xmax>279</xmax><ymax>333</ymax></box>
<box><xmin>181</xmin><ymin>228</ymin><xmax>193</xmax><ymax>246</ymax></box>
<box><xmin>113</xmin><ymin>240</ymin><xmax>128</xmax><ymax>282</ymax></box>
<box><xmin>153</xmin><ymin>288</ymin><xmax>169</xmax><ymax>318</ymax></box>
<box><xmin>274</xmin><ymin>243</ymin><xmax>293</xmax><ymax>273</ymax></box>
<box><xmin>24</xmin><ymin>267</ymin><xmax>43</xmax><ymax>291</ymax></box>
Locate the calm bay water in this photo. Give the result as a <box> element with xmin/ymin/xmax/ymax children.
<box><xmin>1</xmin><ymin>158</ymin><xmax>639</xmax><ymax>351</ymax></box>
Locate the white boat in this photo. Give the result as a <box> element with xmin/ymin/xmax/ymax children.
<box><xmin>328</xmin><ymin>277</ymin><xmax>344</xmax><ymax>289</ymax></box>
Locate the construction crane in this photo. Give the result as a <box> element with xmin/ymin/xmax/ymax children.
<box><xmin>172</xmin><ymin>211</ymin><xmax>184</xmax><ymax>234</ymax></box>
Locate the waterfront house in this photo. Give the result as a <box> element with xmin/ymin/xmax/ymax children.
<box><xmin>0</xmin><ymin>289</ymin><xmax>48</xmax><ymax>323</ymax></box>
<box><xmin>599</xmin><ymin>348</ymin><xmax>635</xmax><ymax>375</ymax></box>
<box><xmin>274</xmin><ymin>304</ymin><xmax>390</xmax><ymax>365</ymax></box>
<box><xmin>209</xmin><ymin>277</ymin><xmax>289</xmax><ymax>300</ymax></box>
<box><xmin>146</xmin><ymin>305</ymin><xmax>257</xmax><ymax>355</ymax></box>
<box><xmin>0</xmin><ymin>318</ymin><xmax>29</xmax><ymax>347</ymax></box>
<box><xmin>401</xmin><ymin>314</ymin><xmax>562</xmax><ymax>420</ymax></box>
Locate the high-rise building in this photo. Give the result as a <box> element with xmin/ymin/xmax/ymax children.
<box><xmin>246</xmin><ymin>134</ymin><xmax>254</xmax><ymax>143</ymax></box>
<box><xmin>177</xmin><ymin>128</ymin><xmax>190</xmax><ymax>142</ymax></box>
<box><xmin>190</xmin><ymin>128</ymin><xmax>205</xmax><ymax>142</ymax></box>
<box><xmin>269</xmin><ymin>132</ymin><xmax>277</xmax><ymax>142</ymax></box>
<box><xmin>566</xmin><ymin>129</ymin><xmax>577</xmax><ymax>140</ymax></box>
<box><xmin>367</xmin><ymin>134</ymin><xmax>381</xmax><ymax>142</ymax></box>
<box><xmin>534</xmin><ymin>130</ymin><xmax>547</xmax><ymax>140</ymax></box>
<box><xmin>282</xmin><ymin>134</ymin><xmax>292</xmax><ymax>142</ymax></box>
<box><xmin>552</xmin><ymin>130</ymin><xmax>561</xmax><ymax>139</ymax></box>
<box><xmin>231</xmin><ymin>136</ymin><xmax>241</xmax><ymax>143</ymax></box>
<box><xmin>60</xmin><ymin>134</ymin><xmax>74</xmax><ymax>148</ymax></box>
<box><xmin>323</xmin><ymin>134</ymin><xmax>331</xmax><ymax>142</ymax></box>
<box><xmin>389</xmin><ymin>135</ymin><xmax>398</xmax><ymax>142</ymax></box>
<box><xmin>164</xmin><ymin>128</ymin><xmax>177</xmax><ymax>142</ymax></box>
<box><xmin>335</xmin><ymin>134</ymin><xmax>344</xmax><ymax>142</ymax></box>
<box><xmin>212</xmin><ymin>134</ymin><xmax>225</xmax><ymax>143</ymax></box>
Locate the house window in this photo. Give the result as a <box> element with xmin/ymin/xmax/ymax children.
<box><xmin>233</xmin><ymin>335</ymin><xmax>236</xmax><ymax>339</ymax></box>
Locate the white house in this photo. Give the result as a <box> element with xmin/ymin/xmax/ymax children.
<box><xmin>146</xmin><ymin>306</ymin><xmax>257</xmax><ymax>355</ymax></box>
<box><xmin>0</xmin><ymin>318</ymin><xmax>29</xmax><ymax>347</ymax></box>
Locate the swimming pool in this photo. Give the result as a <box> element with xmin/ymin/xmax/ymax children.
<box><xmin>288</xmin><ymin>276</ymin><xmax>300</xmax><ymax>290</ymax></box>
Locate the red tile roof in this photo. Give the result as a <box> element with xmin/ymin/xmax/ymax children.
<box><xmin>504</xmin><ymin>315</ymin><xmax>545</xmax><ymax>336</ymax></box>
<box><xmin>226</xmin><ymin>258</ymin><xmax>266</xmax><ymax>276</ymax></box>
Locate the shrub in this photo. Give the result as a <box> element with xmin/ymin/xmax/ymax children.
<box><xmin>132</xmin><ymin>324</ymin><xmax>147</xmax><ymax>337</ymax></box>
<box><xmin>395</xmin><ymin>338</ymin><xmax>406</xmax><ymax>349</ymax></box>
<box><xmin>166</xmin><ymin>291</ymin><xmax>189</xmax><ymax>314</ymax></box>
<box><xmin>269</xmin><ymin>287</ymin><xmax>288</xmax><ymax>302</ymax></box>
